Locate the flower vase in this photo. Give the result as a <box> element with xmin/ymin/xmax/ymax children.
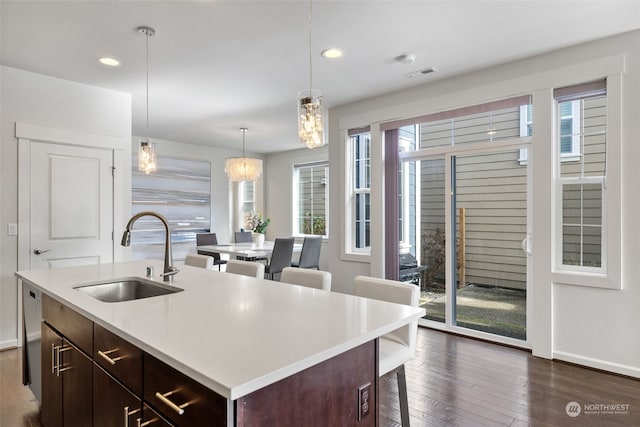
<box><xmin>252</xmin><ymin>232</ymin><xmax>265</xmax><ymax>247</ymax></box>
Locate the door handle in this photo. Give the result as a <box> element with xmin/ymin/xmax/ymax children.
<box><xmin>521</xmin><ymin>237</ymin><xmax>532</xmax><ymax>256</ymax></box>
<box><xmin>33</xmin><ymin>248</ymin><xmax>51</xmax><ymax>255</ymax></box>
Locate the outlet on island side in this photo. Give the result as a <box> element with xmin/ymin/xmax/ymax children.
<box><xmin>358</xmin><ymin>382</ymin><xmax>371</xmax><ymax>421</ymax></box>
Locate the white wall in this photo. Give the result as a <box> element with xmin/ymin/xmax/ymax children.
<box><xmin>325</xmin><ymin>30</ymin><xmax>640</xmax><ymax>377</ymax></box>
<box><xmin>0</xmin><ymin>66</ymin><xmax>132</xmax><ymax>348</ymax></box>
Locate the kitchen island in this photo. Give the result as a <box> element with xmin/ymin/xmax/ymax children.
<box><xmin>16</xmin><ymin>260</ymin><xmax>425</xmax><ymax>426</ymax></box>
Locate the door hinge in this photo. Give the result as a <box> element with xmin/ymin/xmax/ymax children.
<box><xmin>111</xmin><ymin>166</ymin><xmax>116</xmax><ymax>177</ymax></box>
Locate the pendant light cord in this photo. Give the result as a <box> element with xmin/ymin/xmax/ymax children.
<box><xmin>241</xmin><ymin>128</ymin><xmax>248</xmax><ymax>157</ymax></box>
<box><xmin>308</xmin><ymin>0</ymin><xmax>313</xmax><ymax>96</ymax></box>
<box><xmin>145</xmin><ymin>30</ymin><xmax>150</xmax><ymax>134</ymax></box>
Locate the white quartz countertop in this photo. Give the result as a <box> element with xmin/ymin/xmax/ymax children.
<box><xmin>16</xmin><ymin>260</ymin><xmax>425</xmax><ymax>400</ymax></box>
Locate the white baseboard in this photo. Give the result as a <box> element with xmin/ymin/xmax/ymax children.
<box><xmin>0</xmin><ymin>338</ymin><xmax>18</xmax><ymax>350</ymax></box>
<box><xmin>553</xmin><ymin>350</ymin><xmax>640</xmax><ymax>379</ymax></box>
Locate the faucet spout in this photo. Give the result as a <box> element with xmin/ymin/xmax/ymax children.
<box><xmin>121</xmin><ymin>211</ymin><xmax>177</xmax><ymax>282</ymax></box>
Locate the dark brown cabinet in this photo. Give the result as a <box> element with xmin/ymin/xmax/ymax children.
<box><xmin>93</xmin><ymin>364</ymin><xmax>142</xmax><ymax>427</ymax></box>
<box><xmin>94</xmin><ymin>323</ymin><xmax>143</xmax><ymax>396</ymax></box>
<box><xmin>144</xmin><ymin>353</ymin><xmax>227</xmax><ymax>426</ymax></box>
<box><xmin>41</xmin><ymin>322</ymin><xmax>93</xmax><ymax>427</ymax></box>
<box><xmin>41</xmin><ymin>323</ymin><xmax>63</xmax><ymax>427</ymax></box>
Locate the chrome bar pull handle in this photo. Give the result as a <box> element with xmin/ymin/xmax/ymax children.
<box><xmin>124</xmin><ymin>406</ymin><xmax>140</xmax><ymax>427</ymax></box>
<box><xmin>56</xmin><ymin>346</ymin><xmax>72</xmax><ymax>376</ymax></box>
<box><xmin>155</xmin><ymin>390</ymin><xmax>187</xmax><ymax>415</ymax></box>
<box><xmin>51</xmin><ymin>344</ymin><xmax>58</xmax><ymax>374</ymax></box>
<box><xmin>98</xmin><ymin>348</ymin><xmax>125</xmax><ymax>365</ymax></box>
<box><xmin>137</xmin><ymin>418</ymin><xmax>155</xmax><ymax>427</ymax></box>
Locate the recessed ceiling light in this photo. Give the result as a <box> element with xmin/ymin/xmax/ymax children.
<box><xmin>98</xmin><ymin>57</ymin><xmax>120</xmax><ymax>67</ymax></box>
<box><xmin>395</xmin><ymin>53</ymin><xmax>416</xmax><ymax>64</ymax></box>
<box><xmin>321</xmin><ymin>48</ymin><xmax>343</xmax><ymax>59</ymax></box>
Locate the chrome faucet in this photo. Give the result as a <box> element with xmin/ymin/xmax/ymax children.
<box><xmin>121</xmin><ymin>211</ymin><xmax>179</xmax><ymax>282</ymax></box>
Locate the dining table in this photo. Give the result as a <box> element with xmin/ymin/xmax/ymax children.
<box><xmin>197</xmin><ymin>241</ymin><xmax>302</xmax><ymax>261</ymax></box>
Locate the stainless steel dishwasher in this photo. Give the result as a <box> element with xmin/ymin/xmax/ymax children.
<box><xmin>22</xmin><ymin>282</ymin><xmax>42</xmax><ymax>403</ymax></box>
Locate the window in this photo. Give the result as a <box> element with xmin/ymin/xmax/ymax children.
<box><xmin>555</xmin><ymin>80</ymin><xmax>607</xmax><ymax>272</ymax></box>
<box><xmin>559</xmin><ymin>100</ymin><xmax>581</xmax><ymax>159</ymax></box>
<box><xmin>240</xmin><ymin>181</ymin><xmax>255</xmax><ymax>219</ymax></box>
<box><xmin>293</xmin><ymin>161</ymin><xmax>328</xmax><ymax>237</ymax></box>
<box><xmin>352</xmin><ymin>132</ymin><xmax>371</xmax><ymax>250</ymax></box>
<box><xmin>398</xmin><ymin>125</ymin><xmax>417</xmax><ymax>254</ymax></box>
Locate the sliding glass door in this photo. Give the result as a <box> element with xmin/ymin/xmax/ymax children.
<box><xmin>402</xmin><ymin>147</ymin><xmax>529</xmax><ymax>344</ymax></box>
<box><xmin>451</xmin><ymin>149</ymin><xmax>528</xmax><ymax>340</ymax></box>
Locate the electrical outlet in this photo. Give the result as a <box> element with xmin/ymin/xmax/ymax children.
<box><xmin>358</xmin><ymin>382</ymin><xmax>371</xmax><ymax>421</ymax></box>
<box><xmin>7</xmin><ymin>223</ymin><xmax>17</xmax><ymax>236</ymax></box>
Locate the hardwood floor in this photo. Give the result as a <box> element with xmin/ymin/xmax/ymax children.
<box><xmin>1</xmin><ymin>328</ymin><xmax>639</xmax><ymax>426</ymax></box>
<box><xmin>380</xmin><ymin>328</ymin><xmax>640</xmax><ymax>426</ymax></box>
<box><xmin>0</xmin><ymin>347</ymin><xmax>42</xmax><ymax>427</ymax></box>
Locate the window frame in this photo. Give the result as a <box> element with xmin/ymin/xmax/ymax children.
<box><xmin>292</xmin><ymin>160</ymin><xmax>329</xmax><ymax>238</ymax></box>
<box><xmin>552</xmin><ymin>77</ymin><xmax>621</xmax><ymax>290</ymax></box>
<box><xmin>351</xmin><ymin>132</ymin><xmax>372</xmax><ymax>253</ymax></box>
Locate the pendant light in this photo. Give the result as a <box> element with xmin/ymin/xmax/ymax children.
<box><xmin>297</xmin><ymin>0</ymin><xmax>325</xmax><ymax>149</ymax></box>
<box><xmin>137</xmin><ymin>25</ymin><xmax>157</xmax><ymax>174</ymax></box>
<box><xmin>225</xmin><ymin>128</ymin><xmax>263</xmax><ymax>182</ymax></box>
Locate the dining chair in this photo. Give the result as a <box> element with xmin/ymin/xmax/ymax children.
<box><xmin>264</xmin><ymin>237</ymin><xmax>295</xmax><ymax>280</ymax></box>
<box><xmin>234</xmin><ymin>231</ymin><xmax>254</xmax><ymax>243</ymax></box>
<box><xmin>352</xmin><ymin>276</ymin><xmax>419</xmax><ymax>427</ymax></box>
<box><xmin>280</xmin><ymin>267</ymin><xmax>331</xmax><ymax>290</ymax></box>
<box><xmin>290</xmin><ymin>236</ymin><xmax>322</xmax><ymax>269</ymax></box>
<box><xmin>225</xmin><ymin>259</ymin><xmax>265</xmax><ymax>278</ymax></box>
<box><xmin>196</xmin><ymin>232</ymin><xmax>227</xmax><ymax>270</ymax></box>
<box><xmin>184</xmin><ymin>253</ymin><xmax>214</xmax><ymax>269</ymax></box>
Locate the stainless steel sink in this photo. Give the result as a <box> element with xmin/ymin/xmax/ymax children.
<box><xmin>73</xmin><ymin>277</ymin><xmax>183</xmax><ymax>303</ymax></box>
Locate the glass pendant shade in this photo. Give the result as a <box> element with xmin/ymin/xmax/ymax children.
<box><xmin>225</xmin><ymin>128</ymin><xmax>262</xmax><ymax>182</ymax></box>
<box><xmin>138</xmin><ymin>140</ymin><xmax>157</xmax><ymax>174</ymax></box>
<box><xmin>225</xmin><ymin>157</ymin><xmax>263</xmax><ymax>182</ymax></box>
<box><xmin>297</xmin><ymin>89</ymin><xmax>325</xmax><ymax>149</ymax></box>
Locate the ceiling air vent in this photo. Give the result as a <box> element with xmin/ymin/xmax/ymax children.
<box><xmin>404</xmin><ymin>67</ymin><xmax>438</xmax><ymax>79</ymax></box>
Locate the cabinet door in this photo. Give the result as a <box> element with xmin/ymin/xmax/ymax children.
<box><xmin>140</xmin><ymin>403</ymin><xmax>174</xmax><ymax>427</ymax></box>
<box><xmin>41</xmin><ymin>323</ymin><xmax>63</xmax><ymax>427</ymax></box>
<box><xmin>60</xmin><ymin>340</ymin><xmax>93</xmax><ymax>427</ymax></box>
<box><xmin>93</xmin><ymin>364</ymin><xmax>142</xmax><ymax>427</ymax></box>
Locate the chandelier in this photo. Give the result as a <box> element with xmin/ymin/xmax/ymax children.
<box><xmin>297</xmin><ymin>0</ymin><xmax>325</xmax><ymax>149</ymax></box>
<box><xmin>225</xmin><ymin>128</ymin><xmax>263</xmax><ymax>182</ymax></box>
<box><xmin>137</xmin><ymin>25</ymin><xmax>157</xmax><ymax>174</ymax></box>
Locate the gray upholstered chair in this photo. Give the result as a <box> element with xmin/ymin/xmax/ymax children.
<box><xmin>280</xmin><ymin>267</ymin><xmax>331</xmax><ymax>290</ymax></box>
<box><xmin>184</xmin><ymin>253</ymin><xmax>214</xmax><ymax>269</ymax></box>
<box><xmin>225</xmin><ymin>259</ymin><xmax>265</xmax><ymax>278</ymax></box>
<box><xmin>234</xmin><ymin>231</ymin><xmax>253</xmax><ymax>243</ymax></box>
<box><xmin>196</xmin><ymin>232</ymin><xmax>227</xmax><ymax>270</ymax></box>
<box><xmin>264</xmin><ymin>237</ymin><xmax>295</xmax><ymax>280</ymax></box>
<box><xmin>352</xmin><ymin>276</ymin><xmax>419</xmax><ymax>427</ymax></box>
<box><xmin>291</xmin><ymin>236</ymin><xmax>322</xmax><ymax>269</ymax></box>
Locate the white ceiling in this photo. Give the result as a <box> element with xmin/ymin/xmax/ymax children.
<box><xmin>2</xmin><ymin>1</ymin><xmax>640</xmax><ymax>153</ymax></box>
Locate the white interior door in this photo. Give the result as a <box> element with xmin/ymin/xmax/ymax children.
<box><xmin>29</xmin><ymin>141</ymin><xmax>114</xmax><ymax>269</ymax></box>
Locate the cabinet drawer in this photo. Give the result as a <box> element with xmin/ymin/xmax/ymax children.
<box><xmin>43</xmin><ymin>293</ymin><xmax>93</xmax><ymax>355</ymax></box>
<box><xmin>94</xmin><ymin>323</ymin><xmax>143</xmax><ymax>396</ymax></box>
<box><xmin>144</xmin><ymin>353</ymin><xmax>227</xmax><ymax>426</ymax></box>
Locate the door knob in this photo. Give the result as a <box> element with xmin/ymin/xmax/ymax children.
<box><xmin>33</xmin><ymin>248</ymin><xmax>51</xmax><ymax>255</ymax></box>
